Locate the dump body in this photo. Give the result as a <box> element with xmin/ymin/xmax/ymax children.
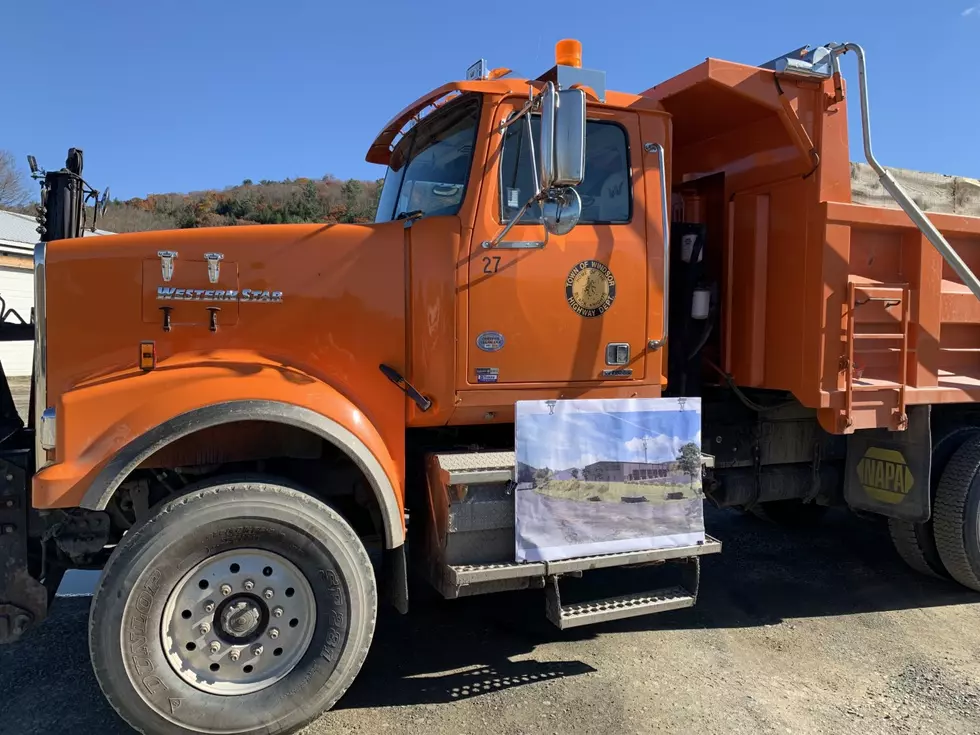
<box><xmin>643</xmin><ymin>59</ymin><xmax>980</xmax><ymax>434</ymax></box>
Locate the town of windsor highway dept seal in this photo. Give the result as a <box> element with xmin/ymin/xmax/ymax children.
<box><xmin>565</xmin><ymin>260</ymin><xmax>617</xmax><ymax>318</ymax></box>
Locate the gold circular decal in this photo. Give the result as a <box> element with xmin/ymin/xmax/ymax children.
<box><xmin>565</xmin><ymin>260</ymin><xmax>617</xmax><ymax>318</ymax></box>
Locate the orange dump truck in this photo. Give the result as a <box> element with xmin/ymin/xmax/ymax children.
<box><xmin>2</xmin><ymin>39</ymin><xmax>980</xmax><ymax>734</ymax></box>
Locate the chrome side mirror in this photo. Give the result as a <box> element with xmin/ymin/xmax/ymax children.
<box><xmin>538</xmin><ymin>85</ymin><xmax>586</xmax><ymax>190</ymax></box>
<box><xmin>542</xmin><ymin>187</ymin><xmax>582</xmax><ymax>236</ymax></box>
<box><xmin>483</xmin><ymin>83</ymin><xmax>587</xmax><ymax>249</ymax></box>
<box><xmin>553</xmin><ymin>89</ymin><xmax>585</xmax><ymax>187</ymax></box>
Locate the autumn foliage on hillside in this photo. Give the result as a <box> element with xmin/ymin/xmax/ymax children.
<box><xmin>94</xmin><ymin>175</ymin><xmax>382</xmax><ymax>233</ymax></box>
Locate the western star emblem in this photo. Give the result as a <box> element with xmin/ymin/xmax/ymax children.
<box><xmin>157</xmin><ymin>287</ymin><xmax>283</xmax><ymax>303</ymax></box>
<box><xmin>565</xmin><ymin>260</ymin><xmax>616</xmax><ymax>318</ymax></box>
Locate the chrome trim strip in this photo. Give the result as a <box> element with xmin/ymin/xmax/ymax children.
<box><xmin>33</xmin><ymin>241</ymin><xmax>50</xmax><ymax>468</ymax></box>
<box><xmin>644</xmin><ymin>142</ymin><xmax>670</xmax><ymax>351</ymax></box>
<box><xmin>481</xmin><ymin>240</ymin><xmax>546</xmax><ymax>249</ymax></box>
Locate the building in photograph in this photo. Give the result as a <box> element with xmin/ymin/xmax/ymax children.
<box><xmin>582</xmin><ymin>460</ymin><xmax>681</xmax><ymax>483</ymax></box>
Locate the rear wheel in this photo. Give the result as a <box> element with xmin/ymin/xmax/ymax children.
<box><xmin>89</xmin><ymin>478</ymin><xmax>377</xmax><ymax>735</ymax></box>
<box><xmin>933</xmin><ymin>435</ymin><xmax>980</xmax><ymax>592</ymax></box>
<box><xmin>888</xmin><ymin>425</ymin><xmax>979</xmax><ymax>579</ymax></box>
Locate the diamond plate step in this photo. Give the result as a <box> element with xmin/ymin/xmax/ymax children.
<box><xmin>433</xmin><ymin>451</ymin><xmax>515</xmax><ymax>485</ymax></box>
<box><xmin>447</xmin><ymin>535</ymin><xmax>721</xmax><ymax>587</ymax></box>
<box><xmin>546</xmin><ymin>585</ymin><xmax>695</xmax><ymax>629</ymax></box>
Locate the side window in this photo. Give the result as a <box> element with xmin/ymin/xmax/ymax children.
<box><xmin>499</xmin><ymin>115</ymin><xmax>631</xmax><ymax>224</ymax></box>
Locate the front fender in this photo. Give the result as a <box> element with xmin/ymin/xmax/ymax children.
<box><xmin>33</xmin><ymin>359</ymin><xmax>405</xmax><ymax>547</ymax></box>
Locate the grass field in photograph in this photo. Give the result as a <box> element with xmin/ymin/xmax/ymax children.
<box><xmin>532</xmin><ymin>478</ymin><xmax>700</xmax><ymax>503</ymax></box>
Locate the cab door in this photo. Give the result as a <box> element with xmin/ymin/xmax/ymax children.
<box><xmin>466</xmin><ymin>100</ymin><xmax>648</xmax><ymax>385</ymax></box>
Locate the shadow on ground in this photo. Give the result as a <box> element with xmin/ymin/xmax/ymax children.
<box><xmin>1</xmin><ymin>506</ymin><xmax>976</xmax><ymax>732</ymax></box>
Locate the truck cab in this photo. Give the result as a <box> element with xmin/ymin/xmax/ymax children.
<box><xmin>367</xmin><ymin>62</ymin><xmax>670</xmax><ymax>427</ymax></box>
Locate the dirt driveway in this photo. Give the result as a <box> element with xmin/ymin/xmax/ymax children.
<box><xmin>2</xmin><ymin>504</ymin><xmax>979</xmax><ymax>734</ymax></box>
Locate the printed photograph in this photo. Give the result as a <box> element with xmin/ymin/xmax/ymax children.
<box><xmin>515</xmin><ymin>397</ymin><xmax>705</xmax><ymax>562</ymax></box>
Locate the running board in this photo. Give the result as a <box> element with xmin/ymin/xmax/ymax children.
<box><xmin>546</xmin><ymin>584</ymin><xmax>695</xmax><ymax>629</ymax></box>
<box><xmin>545</xmin><ymin>557</ymin><xmax>702</xmax><ymax>629</ymax></box>
<box><xmin>447</xmin><ymin>535</ymin><xmax>721</xmax><ymax>588</ymax></box>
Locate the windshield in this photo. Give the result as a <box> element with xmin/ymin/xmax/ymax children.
<box><xmin>375</xmin><ymin>94</ymin><xmax>482</xmax><ymax>223</ymax></box>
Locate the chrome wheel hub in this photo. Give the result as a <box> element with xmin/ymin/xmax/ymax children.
<box><xmin>220</xmin><ymin>598</ymin><xmax>262</xmax><ymax>639</ymax></box>
<box><xmin>161</xmin><ymin>549</ymin><xmax>316</xmax><ymax>695</ymax></box>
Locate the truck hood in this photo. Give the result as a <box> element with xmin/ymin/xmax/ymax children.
<box><xmin>42</xmin><ymin>221</ymin><xmax>407</xmax><ymax>405</ymax></box>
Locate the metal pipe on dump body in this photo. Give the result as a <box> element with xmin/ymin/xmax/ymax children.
<box><xmin>831</xmin><ymin>42</ymin><xmax>980</xmax><ymax>301</ymax></box>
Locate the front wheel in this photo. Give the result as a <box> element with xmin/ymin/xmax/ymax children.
<box><xmin>89</xmin><ymin>478</ymin><xmax>377</xmax><ymax>735</ymax></box>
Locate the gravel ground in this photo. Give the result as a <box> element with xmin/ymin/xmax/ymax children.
<box><xmin>2</xmin><ymin>505</ymin><xmax>979</xmax><ymax>735</ymax></box>
<box><xmin>4</xmin><ymin>379</ymin><xmax>980</xmax><ymax>734</ymax></box>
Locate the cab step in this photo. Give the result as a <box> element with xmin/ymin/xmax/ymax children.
<box><xmin>446</xmin><ymin>535</ymin><xmax>721</xmax><ymax>588</ymax></box>
<box><xmin>546</xmin><ymin>585</ymin><xmax>695</xmax><ymax>629</ymax></box>
<box><xmin>544</xmin><ymin>555</ymin><xmax>702</xmax><ymax>630</ymax></box>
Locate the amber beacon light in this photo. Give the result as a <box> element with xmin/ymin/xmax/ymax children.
<box><xmin>555</xmin><ymin>39</ymin><xmax>582</xmax><ymax>68</ymax></box>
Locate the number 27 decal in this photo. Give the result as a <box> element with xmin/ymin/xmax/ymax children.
<box><xmin>482</xmin><ymin>256</ymin><xmax>501</xmax><ymax>274</ymax></box>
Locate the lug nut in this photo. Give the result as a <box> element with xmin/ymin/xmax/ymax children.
<box><xmin>203</xmin><ymin>600</ymin><xmax>215</xmax><ymax>613</ymax></box>
<box><xmin>229</xmin><ymin>649</ymin><xmax>240</xmax><ymax>662</ymax></box>
<box><xmin>209</xmin><ymin>641</ymin><xmax>221</xmax><ymax>654</ymax></box>
<box><xmin>251</xmin><ymin>644</ymin><xmax>264</xmax><ymax>656</ymax></box>
<box><xmin>199</xmin><ymin>622</ymin><xmax>211</xmax><ymax>635</ymax></box>
<box><xmin>268</xmin><ymin>627</ymin><xmax>280</xmax><ymax>639</ymax></box>
<box><xmin>272</xmin><ymin>606</ymin><xmax>284</xmax><ymax>618</ymax></box>
<box><xmin>263</xmin><ymin>588</ymin><xmax>274</xmax><ymax>600</ymax></box>
<box><xmin>220</xmin><ymin>584</ymin><xmax>232</xmax><ymax>596</ymax></box>
<box><xmin>243</xmin><ymin>579</ymin><xmax>255</xmax><ymax>591</ymax></box>
<box><xmin>2</xmin><ymin>524</ymin><xmax>14</xmax><ymax>534</ymax></box>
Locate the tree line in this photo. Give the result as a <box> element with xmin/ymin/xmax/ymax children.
<box><xmin>1</xmin><ymin>148</ymin><xmax>382</xmax><ymax>233</ymax></box>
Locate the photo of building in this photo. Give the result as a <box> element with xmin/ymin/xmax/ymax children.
<box><xmin>514</xmin><ymin>396</ymin><xmax>705</xmax><ymax>562</ymax></box>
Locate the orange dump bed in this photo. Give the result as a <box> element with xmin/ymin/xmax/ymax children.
<box><xmin>643</xmin><ymin>58</ymin><xmax>980</xmax><ymax>434</ymax></box>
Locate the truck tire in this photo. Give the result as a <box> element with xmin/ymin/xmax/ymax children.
<box><xmin>932</xmin><ymin>435</ymin><xmax>980</xmax><ymax>592</ymax></box>
<box><xmin>888</xmin><ymin>520</ymin><xmax>946</xmax><ymax>579</ymax></box>
<box><xmin>89</xmin><ymin>478</ymin><xmax>377</xmax><ymax>735</ymax></box>
<box><xmin>887</xmin><ymin>425</ymin><xmax>979</xmax><ymax>579</ymax></box>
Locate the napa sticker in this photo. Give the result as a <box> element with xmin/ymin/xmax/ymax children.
<box><xmin>856</xmin><ymin>447</ymin><xmax>914</xmax><ymax>504</ymax></box>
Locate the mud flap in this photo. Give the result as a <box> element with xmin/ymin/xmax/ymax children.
<box><xmin>844</xmin><ymin>405</ymin><xmax>931</xmax><ymax>522</ymax></box>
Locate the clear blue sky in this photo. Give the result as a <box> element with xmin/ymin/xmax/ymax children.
<box><xmin>6</xmin><ymin>1</ymin><xmax>978</xmax><ymax>200</ymax></box>
<box><xmin>517</xmin><ymin>409</ymin><xmax>700</xmax><ymax>469</ymax></box>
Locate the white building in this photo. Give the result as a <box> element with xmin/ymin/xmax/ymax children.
<box><xmin>0</xmin><ymin>210</ymin><xmax>112</xmax><ymax>376</ymax></box>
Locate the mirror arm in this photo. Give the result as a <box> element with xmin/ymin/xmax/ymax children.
<box><xmin>498</xmin><ymin>94</ymin><xmax>539</xmax><ymax>132</ymax></box>
<box><xmin>482</xmin><ymin>194</ymin><xmax>549</xmax><ymax>249</ymax></box>
<box><xmin>525</xmin><ymin>114</ymin><xmax>541</xmax><ymax>197</ymax></box>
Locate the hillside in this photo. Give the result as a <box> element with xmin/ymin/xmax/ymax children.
<box><xmin>91</xmin><ymin>175</ymin><xmax>382</xmax><ymax>233</ymax></box>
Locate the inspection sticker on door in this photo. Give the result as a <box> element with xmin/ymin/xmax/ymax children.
<box><xmin>475</xmin><ymin>367</ymin><xmax>499</xmax><ymax>383</ymax></box>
